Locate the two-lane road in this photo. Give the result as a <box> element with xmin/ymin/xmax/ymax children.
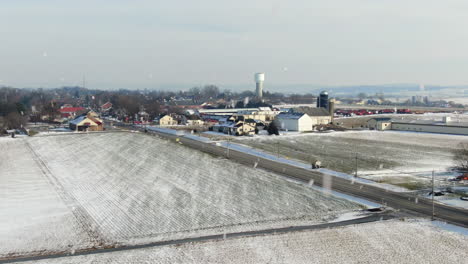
<box><xmin>139</xmin><ymin>127</ymin><xmax>468</xmax><ymax>228</ymax></box>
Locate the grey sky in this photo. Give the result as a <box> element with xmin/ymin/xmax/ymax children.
<box><xmin>1</xmin><ymin>0</ymin><xmax>467</xmax><ymax>90</ymax></box>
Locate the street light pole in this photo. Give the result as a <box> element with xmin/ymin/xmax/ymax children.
<box><xmin>277</xmin><ymin>141</ymin><xmax>280</xmax><ymax>158</ymax></box>
<box><xmin>432</xmin><ymin>170</ymin><xmax>435</xmax><ymax>221</ymax></box>
<box><xmin>227</xmin><ymin>130</ymin><xmax>231</xmax><ymax>158</ymax></box>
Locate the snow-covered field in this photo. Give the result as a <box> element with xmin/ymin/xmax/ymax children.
<box><xmin>1</xmin><ymin>133</ymin><xmax>362</xmax><ymax>258</ymax></box>
<box><xmin>17</xmin><ymin>220</ymin><xmax>468</xmax><ymax>264</ymax></box>
<box><xmin>0</xmin><ymin>138</ymin><xmax>93</xmax><ymax>258</ymax></box>
<box><xmin>235</xmin><ymin>130</ymin><xmax>468</xmax><ymax>190</ymax></box>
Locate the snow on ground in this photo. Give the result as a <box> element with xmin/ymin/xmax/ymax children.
<box><xmin>18</xmin><ymin>220</ymin><xmax>468</xmax><ymax>264</ymax></box>
<box><xmin>236</xmin><ymin>130</ymin><xmax>466</xmax><ymax>190</ymax></box>
<box><xmin>436</xmin><ymin>197</ymin><xmax>468</xmax><ymax>210</ymax></box>
<box><xmin>0</xmin><ymin>139</ymin><xmax>93</xmax><ymax>258</ymax></box>
<box><xmin>3</xmin><ymin>132</ymin><xmax>361</xmax><ymax>253</ymax></box>
<box><xmin>325</xmin><ymin>130</ymin><xmax>468</xmax><ymax>149</ymax></box>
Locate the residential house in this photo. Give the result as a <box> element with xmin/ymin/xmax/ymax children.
<box><xmin>186</xmin><ymin>115</ymin><xmax>204</xmax><ymax>126</ymax></box>
<box><xmin>154</xmin><ymin>114</ymin><xmax>178</xmax><ymax>126</ymax></box>
<box><xmin>69</xmin><ymin>112</ymin><xmax>104</xmax><ymax>131</ymax></box>
<box><xmin>59</xmin><ymin>106</ymin><xmax>86</xmax><ymax>119</ymax></box>
<box><xmin>100</xmin><ymin>102</ymin><xmax>112</xmax><ymax>113</ymax></box>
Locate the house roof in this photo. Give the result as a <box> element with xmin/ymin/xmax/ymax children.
<box><xmin>59</xmin><ymin>107</ymin><xmax>85</xmax><ymax>113</ymax></box>
<box><xmin>88</xmin><ymin>116</ymin><xmax>103</xmax><ymax>125</ymax></box>
<box><xmin>292</xmin><ymin>107</ymin><xmax>330</xmax><ymax>116</ymax></box>
<box><xmin>69</xmin><ymin>115</ymin><xmax>87</xmax><ymax>125</ymax></box>
<box><xmin>276</xmin><ymin>112</ymin><xmax>307</xmax><ymax>120</ymax></box>
<box><xmin>101</xmin><ymin>102</ymin><xmax>112</xmax><ymax>110</ymax></box>
<box><xmin>370</xmin><ymin>118</ymin><xmax>392</xmax><ymax>122</ymax></box>
<box><xmin>186</xmin><ymin>115</ymin><xmax>202</xmax><ymax>120</ymax></box>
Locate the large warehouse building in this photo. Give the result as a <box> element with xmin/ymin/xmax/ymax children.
<box><xmin>367</xmin><ymin>116</ymin><xmax>468</xmax><ymax>135</ymax></box>
<box><xmin>391</xmin><ymin>121</ymin><xmax>468</xmax><ymax>135</ymax></box>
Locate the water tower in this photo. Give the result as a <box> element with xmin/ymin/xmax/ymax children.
<box><xmin>254</xmin><ymin>73</ymin><xmax>265</xmax><ymax>98</ymax></box>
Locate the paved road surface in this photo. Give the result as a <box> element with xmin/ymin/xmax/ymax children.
<box><xmin>139</xmin><ymin>126</ymin><xmax>468</xmax><ymax>228</ymax></box>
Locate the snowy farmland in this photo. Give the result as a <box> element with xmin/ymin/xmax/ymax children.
<box><xmin>0</xmin><ymin>138</ymin><xmax>94</xmax><ymax>258</ymax></box>
<box><xmin>0</xmin><ymin>133</ymin><xmax>362</xmax><ymax>258</ymax></box>
<box><xmin>235</xmin><ymin>130</ymin><xmax>468</xmax><ymax>190</ymax></box>
<box><xmin>16</xmin><ymin>220</ymin><xmax>468</xmax><ymax>264</ymax></box>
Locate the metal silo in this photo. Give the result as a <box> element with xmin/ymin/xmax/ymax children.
<box><xmin>317</xmin><ymin>91</ymin><xmax>329</xmax><ymax>109</ymax></box>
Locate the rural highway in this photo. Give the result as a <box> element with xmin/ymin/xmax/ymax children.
<box><xmin>137</xmin><ymin>126</ymin><xmax>468</xmax><ymax>228</ymax></box>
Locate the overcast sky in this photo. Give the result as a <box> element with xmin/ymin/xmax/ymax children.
<box><xmin>1</xmin><ymin>0</ymin><xmax>468</xmax><ymax>90</ymax></box>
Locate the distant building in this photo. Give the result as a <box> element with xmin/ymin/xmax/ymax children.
<box><xmin>212</xmin><ymin>119</ymin><xmax>256</xmax><ymax>136</ymax></box>
<box><xmin>391</xmin><ymin>121</ymin><xmax>468</xmax><ymax>135</ymax></box>
<box><xmin>154</xmin><ymin>115</ymin><xmax>178</xmax><ymax>126</ymax></box>
<box><xmin>69</xmin><ymin>112</ymin><xmax>104</xmax><ymax>132</ymax></box>
<box><xmin>367</xmin><ymin>118</ymin><xmax>392</xmax><ymax>131</ymax></box>
<box><xmin>291</xmin><ymin>107</ymin><xmax>332</xmax><ymax>128</ymax></box>
<box><xmin>234</xmin><ymin>107</ymin><xmax>279</xmax><ymax>123</ymax></box>
<box><xmin>185</xmin><ymin>116</ymin><xmax>204</xmax><ymax>126</ymax></box>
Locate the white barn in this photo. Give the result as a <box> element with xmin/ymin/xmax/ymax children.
<box><xmin>291</xmin><ymin>107</ymin><xmax>332</xmax><ymax>128</ymax></box>
<box><xmin>274</xmin><ymin>113</ymin><xmax>313</xmax><ymax>132</ymax></box>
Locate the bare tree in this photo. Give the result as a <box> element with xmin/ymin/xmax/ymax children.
<box><xmin>202</xmin><ymin>85</ymin><xmax>220</xmax><ymax>99</ymax></box>
<box><xmin>4</xmin><ymin>112</ymin><xmax>27</xmax><ymax>129</ymax></box>
<box><xmin>357</xmin><ymin>93</ymin><xmax>367</xmax><ymax>100</ymax></box>
<box><xmin>453</xmin><ymin>142</ymin><xmax>468</xmax><ymax>171</ymax></box>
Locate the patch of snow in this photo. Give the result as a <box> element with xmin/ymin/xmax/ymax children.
<box><xmin>329</xmin><ymin>211</ymin><xmax>370</xmax><ymax>223</ymax></box>
<box><xmin>0</xmin><ymin>139</ymin><xmax>94</xmax><ymax>258</ymax></box>
<box><xmin>19</xmin><ymin>220</ymin><xmax>468</xmax><ymax>264</ymax></box>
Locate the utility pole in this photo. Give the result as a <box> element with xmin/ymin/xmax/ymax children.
<box><xmin>354</xmin><ymin>153</ymin><xmax>358</xmax><ymax>177</ymax></box>
<box><xmin>432</xmin><ymin>170</ymin><xmax>435</xmax><ymax>221</ymax></box>
<box><xmin>277</xmin><ymin>141</ymin><xmax>280</xmax><ymax>158</ymax></box>
<box><xmin>227</xmin><ymin>130</ymin><xmax>231</xmax><ymax>158</ymax></box>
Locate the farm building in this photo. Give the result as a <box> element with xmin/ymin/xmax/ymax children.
<box><xmin>275</xmin><ymin>107</ymin><xmax>331</xmax><ymax>131</ymax></box>
<box><xmin>293</xmin><ymin>107</ymin><xmax>332</xmax><ymax>128</ymax></box>
<box><xmin>274</xmin><ymin>113</ymin><xmax>313</xmax><ymax>132</ymax></box>
<box><xmin>367</xmin><ymin>118</ymin><xmax>392</xmax><ymax>131</ymax></box>
<box><xmin>69</xmin><ymin>112</ymin><xmax>104</xmax><ymax>132</ymax></box>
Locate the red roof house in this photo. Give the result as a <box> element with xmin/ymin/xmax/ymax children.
<box><xmin>59</xmin><ymin>107</ymin><xmax>86</xmax><ymax>118</ymax></box>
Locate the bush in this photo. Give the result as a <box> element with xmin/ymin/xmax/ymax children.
<box><xmin>453</xmin><ymin>142</ymin><xmax>468</xmax><ymax>171</ymax></box>
<box><xmin>267</xmin><ymin>123</ymin><xmax>279</xmax><ymax>135</ymax></box>
<box><xmin>28</xmin><ymin>130</ymin><xmax>39</xmax><ymax>136</ymax></box>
